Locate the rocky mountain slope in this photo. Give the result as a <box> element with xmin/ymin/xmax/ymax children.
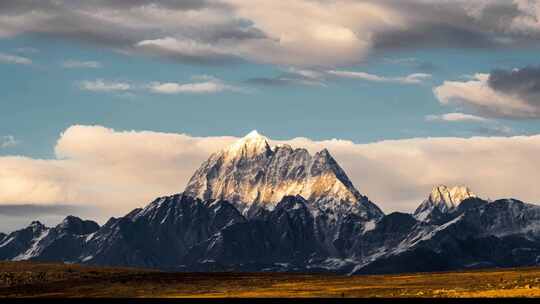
<box><xmin>1</xmin><ymin>131</ymin><xmax>539</xmax><ymax>274</ymax></box>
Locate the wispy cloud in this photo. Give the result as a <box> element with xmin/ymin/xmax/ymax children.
<box><xmin>78</xmin><ymin>76</ymin><xmax>246</xmax><ymax>95</ymax></box>
<box><xmin>246</xmin><ymin>67</ymin><xmax>326</xmax><ymax>87</ymax></box>
<box><xmin>383</xmin><ymin>57</ymin><xmax>439</xmax><ymax>72</ymax></box>
<box><xmin>151</xmin><ymin>77</ymin><xmax>248</xmax><ymax>95</ymax></box>
<box><xmin>15</xmin><ymin>47</ymin><xmax>39</xmax><ymax>54</ymax></box>
<box><xmin>149</xmin><ymin>80</ymin><xmax>243</xmax><ymax>94</ymax></box>
<box><xmin>0</xmin><ymin>52</ymin><xmax>32</xmax><ymax>65</ymax></box>
<box><xmin>1</xmin><ymin>135</ymin><xmax>19</xmax><ymax>148</ymax></box>
<box><xmin>474</xmin><ymin>124</ymin><xmax>514</xmax><ymax>136</ymax></box>
<box><xmin>135</xmin><ymin>37</ymin><xmax>242</xmax><ymax>65</ymax></box>
<box><xmin>248</xmin><ymin>68</ymin><xmax>430</xmax><ymax>87</ymax></box>
<box><xmin>425</xmin><ymin>113</ymin><xmax>491</xmax><ymax>123</ymax></box>
<box><xmin>78</xmin><ymin>79</ymin><xmax>131</xmax><ymax>92</ymax></box>
<box><xmin>425</xmin><ymin>112</ymin><xmax>514</xmax><ymax>137</ymax></box>
<box><xmin>327</xmin><ymin>70</ymin><xmax>431</xmax><ymax>85</ymax></box>
<box><xmin>62</xmin><ymin>60</ymin><xmax>102</xmax><ymax>69</ymax></box>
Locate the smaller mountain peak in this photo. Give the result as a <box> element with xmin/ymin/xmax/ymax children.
<box><xmin>273</xmin><ymin>143</ymin><xmax>293</xmax><ymax>151</ymax></box>
<box><xmin>314</xmin><ymin>148</ymin><xmax>334</xmax><ymax>161</ymax></box>
<box><xmin>29</xmin><ymin>220</ymin><xmax>44</xmax><ymax>227</ymax></box>
<box><xmin>427</xmin><ymin>184</ymin><xmax>476</xmax><ymax>211</ymax></box>
<box><xmin>59</xmin><ymin>215</ymin><xmax>82</xmax><ymax>227</ymax></box>
<box><xmin>58</xmin><ymin>216</ymin><xmax>99</xmax><ymax>235</ymax></box>
<box><xmin>313</xmin><ymin>149</ymin><xmax>341</xmax><ymax>170</ymax></box>
<box><xmin>28</xmin><ymin>220</ymin><xmax>46</xmax><ymax>232</ymax></box>
<box><xmin>415</xmin><ymin>184</ymin><xmax>477</xmax><ymax>221</ymax></box>
<box><xmin>430</xmin><ymin>185</ymin><xmax>474</xmax><ymax>204</ymax></box>
<box><xmin>319</xmin><ymin>148</ymin><xmax>331</xmax><ymax>155</ymax></box>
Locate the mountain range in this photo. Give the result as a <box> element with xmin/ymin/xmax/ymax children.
<box><xmin>1</xmin><ymin>131</ymin><xmax>540</xmax><ymax>274</ymax></box>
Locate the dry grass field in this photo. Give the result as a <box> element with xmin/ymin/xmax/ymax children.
<box><xmin>1</xmin><ymin>261</ymin><xmax>540</xmax><ymax>298</ymax></box>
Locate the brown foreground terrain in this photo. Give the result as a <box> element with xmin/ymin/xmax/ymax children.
<box><xmin>1</xmin><ymin>261</ymin><xmax>540</xmax><ymax>297</ymax></box>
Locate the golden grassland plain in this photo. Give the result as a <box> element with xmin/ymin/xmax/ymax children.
<box><xmin>1</xmin><ymin>261</ymin><xmax>540</xmax><ymax>298</ymax></box>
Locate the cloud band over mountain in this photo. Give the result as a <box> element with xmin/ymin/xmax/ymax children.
<box><xmin>1</xmin><ymin>125</ymin><xmax>539</xmax><ymax>226</ymax></box>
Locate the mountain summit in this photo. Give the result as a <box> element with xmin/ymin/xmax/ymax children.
<box><xmin>226</xmin><ymin>130</ymin><xmax>272</xmax><ymax>159</ymax></box>
<box><xmin>184</xmin><ymin>131</ymin><xmax>383</xmax><ymax>220</ymax></box>
<box><xmin>414</xmin><ymin>185</ymin><xmax>476</xmax><ymax>222</ymax></box>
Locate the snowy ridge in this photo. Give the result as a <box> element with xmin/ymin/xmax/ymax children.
<box><xmin>414</xmin><ymin>185</ymin><xmax>476</xmax><ymax>222</ymax></box>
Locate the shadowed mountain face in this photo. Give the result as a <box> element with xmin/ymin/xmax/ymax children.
<box><xmin>1</xmin><ymin>132</ymin><xmax>540</xmax><ymax>274</ymax></box>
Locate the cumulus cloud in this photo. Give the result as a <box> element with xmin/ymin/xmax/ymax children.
<box><xmin>2</xmin><ymin>0</ymin><xmax>540</xmax><ymax>66</ymax></box>
<box><xmin>425</xmin><ymin>112</ymin><xmax>491</xmax><ymax>123</ymax></box>
<box><xmin>1</xmin><ymin>135</ymin><xmax>19</xmax><ymax>148</ymax></box>
<box><xmin>78</xmin><ymin>79</ymin><xmax>131</xmax><ymax>92</ymax></box>
<box><xmin>0</xmin><ymin>52</ymin><xmax>31</xmax><ymax>65</ymax></box>
<box><xmin>62</xmin><ymin>60</ymin><xmax>102</xmax><ymax>69</ymax></box>
<box><xmin>328</xmin><ymin>70</ymin><xmax>431</xmax><ymax>84</ymax></box>
<box><xmin>434</xmin><ymin>70</ymin><xmax>540</xmax><ymax>118</ymax></box>
<box><xmin>0</xmin><ymin>125</ymin><xmax>539</xmax><ymax>227</ymax></box>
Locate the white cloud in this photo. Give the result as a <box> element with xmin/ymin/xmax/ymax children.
<box><xmin>1</xmin><ymin>125</ymin><xmax>539</xmax><ymax>224</ymax></box>
<box><xmin>0</xmin><ymin>135</ymin><xmax>19</xmax><ymax>148</ymax></box>
<box><xmin>77</xmin><ymin>76</ymin><xmax>245</xmax><ymax>95</ymax></box>
<box><xmin>79</xmin><ymin>79</ymin><xmax>131</xmax><ymax>92</ymax></box>
<box><xmin>135</xmin><ymin>37</ymin><xmax>240</xmax><ymax>62</ymax></box>
<box><xmin>425</xmin><ymin>112</ymin><xmax>491</xmax><ymax>123</ymax></box>
<box><xmin>328</xmin><ymin>70</ymin><xmax>431</xmax><ymax>84</ymax></box>
<box><xmin>62</xmin><ymin>60</ymin><xmax>102</xmax><ymax>69</ymax></box>
<box><xmin>149</xmin><ymin>79</ymin><xmax>245</xmax><ymax>94</ymax></box>
<box><xmin>433</xmin><ymin>73</ymin><xmax>540</xmax><ymax>118</ymax></box>
<box><xmin>222</xmin><ymin>0</ymin><xmax>401</xmax><ymax>66</ymax></box>
<box><xmin>425</xmin><ymin>113</ymin><xmax>514</xmax><ymax>136</ymax></box>
<box><xmin>0</xmin><ymin>52</ymin><xmax>31</xmax><ymax>65</ymax></box>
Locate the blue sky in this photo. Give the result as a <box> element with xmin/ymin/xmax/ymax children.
<box><xmin>2</xmin><ymin>0</ymin><xmax>540</xmax><ymax>231</ymax></box>
<box><xmin>2</xmin><ymin>34</ymin><xmax>539</xmax><ymax>159</ymax></box>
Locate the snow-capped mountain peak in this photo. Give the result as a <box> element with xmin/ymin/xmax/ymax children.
<box><xmin>225</xmin><ymin>130</ymin><xmax>272</xmax><ymax>159</ymax></box>
<box><xmin>414</xmin><ymin>185</ymin><xmax>476</xmax><ymax>222</ymax></box>
<box><xmin>429</xmin><ymin>185</ymin><xmax>475</xmax><ymax>209</ymax></box>
<box><xmin>184</xmin><ymin>131</ymin><xmax>383</xmax><ymax>220</ymax></box>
